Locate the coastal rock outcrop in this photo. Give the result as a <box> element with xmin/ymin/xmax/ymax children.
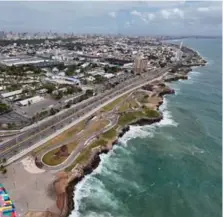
<box><xmin>56</xmin><ymin>59</ymin><xmax>207</xmax><ymax>217</ymax></box>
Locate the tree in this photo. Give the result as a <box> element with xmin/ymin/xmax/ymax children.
<box><xmin>94</xmin><ymin>74</ymin><xmax>106</xmax><ymax>84</ymax></box>
<box><xmin>8</xmin><ymin>122</ymin><xmax>16</xmax><ymax>129</ymax></box>
<box><xmin>2</xmin><ymin>158</ymin><xmax>6</xmax><ymax>164</ymax></box>
<box><xmin>50</xmin><ymin>108</ymin><xmax>57</xmax><ymax>116</ymax></box>
<box><xmin>85</xmin><ymin>89</ymin><xmax>94</xmax><ymax>97</ymax></box>
<box><xmin>2</xmin><ymin>168</ymin><xmax>7</xmax><ymax>174</ymax></box>
<box><xmin>54</xmin><ymin>91</ymin><xmax>63</xmax><ymax>100</ymax></box>
<box><xmin>65</xmin><ymin>70</ymin><xmax>75</xmax><ymax>76</ymax></box>
<box><xmin>104</xmin><ymin>65</ymin><xmax>109</xmax><ymax>73</ymax></box>
<box><xmin>43</xmin><ymin>83</ymin><xmax>56</xmax><ymax>94</ymax></box>
<box><xmin>0</xmin><ymin>103</ymin><xmax>10</xmax><ymax>114</ymax></box>
<box><xmin>57</xmin><ymin>64</ymin><xmax>65</xmax><ymax>71</ymax></box>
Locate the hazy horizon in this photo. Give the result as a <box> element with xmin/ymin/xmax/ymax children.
<box><xmin>0</xmin><ymin>1</ymin><xmax>222</xmax><ymax>36</ymax></box>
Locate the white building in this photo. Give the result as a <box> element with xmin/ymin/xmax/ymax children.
<box><xmin>133</xmin><ymin>53</ymin><xmax>148</xmax><ymax>74</ymax></box>
<box><xmin>103</xmin><ymin>73</ymin><xmax>115</xmax><ymax>79</ymax></box>
<box><xmin>37</xmin><ymin>88</ymin><xmax>48</xmax><ymax>94</ymax></box>
<box><xmin>18</xmin><ymin>96</ymin><xmax>44</xmax><ymax>106</ymax></box>
<box><xmin>81</xmin><ymin>62</ymin><xmax>90</xmax><ymax>68</ymax></box>
<box><xmin>86</xmin><ymin>76</ymin><xmax>95</xmax><ymax>82</ymax></box>
<box><xmin>1</xmin><ymin>89</ymin><xmax>23</xmax><ymax>98</ymax></box>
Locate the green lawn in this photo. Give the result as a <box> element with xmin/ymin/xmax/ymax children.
<box><xmin>118</xmin><ymin>111</ymin><xmax>143</xmax><ymax>127</ymax></box>
<box><xmin>65</xmin><ymin>139</ymin><xmax>107</xmax><ymax>172</ymax></box>
<box><xmin>143</xmin><ymin>107</ymin><xmax>160</xmax><ymax>117</ymax></box>
<box><xmin>42</xmin><ymin>141</ymin><xmax>78</xmax><ymax>166</ymax></box>
<box><xmin>63</xmin><ymin>93</ymin><xmax>161</xmax><ymax>172</ymax></box>
<box><xmin>42</xmin><ymin>149</ymin><xmax>65</xmax><ymax>166</ymax></box>
<box><xmin>101</xmin><ymin>94</ymin><xmax>127</xmax><ymax>112</ymax></box>
<box><xmin>33</xmin><ymin>120</ymin><xmax>85</xmax><ymax>154</ymax></box>
<box><xmin>102</xmin><ymin>128</ymin><xmax>117</xmax><ymax>140</ymax></box>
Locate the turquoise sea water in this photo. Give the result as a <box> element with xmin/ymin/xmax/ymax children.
<box><xmin>70</xmin><ymin>39</ymin><xmax>222</xmax><ymax>217</ymax></box>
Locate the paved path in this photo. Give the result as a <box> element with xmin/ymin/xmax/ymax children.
<box><xmin>40</xmin><ymin>109</ymin><xmax>120</xmax><ymax>171</ymax></box>
<box><xmin>5</xmin><ymin>70</ymin><xmax>170</xmax><ymax>165</ymax></box>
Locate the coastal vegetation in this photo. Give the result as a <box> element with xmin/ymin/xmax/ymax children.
<box><xmin>33</xmin><ymin>120</ymin><xmax>85</xmax><ymax>154</ymax></box>
<box><xmin>0</xmin><ymin>158</ymin><xmax>7</xmax><ymax>174</ymax></box>
<box><xmin>36</xmin><ymin>82</ymin><xmax>173</xmax><ymax>171</ymax></box>
<box><xmin>101</xmin><ymin>94</ymin><xmax>127</xmax><ymax>112</ymax></box>
<box><xmin>41</xmin><ymin>118</ymin><xmax>109</xmax><ymax>166</ymax></box>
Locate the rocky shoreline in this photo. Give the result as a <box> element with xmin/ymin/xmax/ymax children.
<box><xmin>62</xmin><ymin>77</ymin><xmax>178</xmax><ymax>217</ymax></box>
<box><xmin>53</xmin><ymin>54</ymin><xmax>207</xmax><ymax>217</ymax></box>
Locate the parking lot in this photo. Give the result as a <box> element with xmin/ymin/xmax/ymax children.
<box><xmin>15</xmin><ymin>97</ymin><xmax>56</xmax><ymax>118</ymax></box>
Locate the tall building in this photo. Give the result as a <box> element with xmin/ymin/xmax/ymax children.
<box><xmin>133</xmin><ymin>53</ymin><xmax>148</xmax><ymax>74</ymax></box>
<box><xmin>176</xmin><ymin>40</ymin><xmax>183</xmax><ymax>61</ymax></box>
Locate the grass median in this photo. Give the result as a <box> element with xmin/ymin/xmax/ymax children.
<box><xmin>33</xmin><ymin>120</ymin><xmax>85</xmax><ymax>155</ymax></box>
<box><xmin>41</xmin><ymin>119</ymin><xmax>109</xmax><ymax>166</ymax></box>
<box><xmin>101</xmin><ymin>94</ymin><xmax>127</xmax><ymax>112</ymax></box>
<box><xmin>65</xmin><ymin>139</ymin><xmax>107</xmax><ymax>172</ymax></box>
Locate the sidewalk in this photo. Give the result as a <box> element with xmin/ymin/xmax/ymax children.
<box><xmin>6</xmin><ymin>71</ymin><xmax>169</xmax><ymax>165</ymax></box>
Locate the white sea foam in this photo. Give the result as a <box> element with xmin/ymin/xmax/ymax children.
<box><xmin>119</xmin><ymin>98</ymin><xmax>178</xmax><ymax>145</ymax></box>
<box><xmin>188</xmin><ymin>70</ymin><xmax>201</xmax><ymax>79</ymax></box>
<box><xmin>157</xmin><ymin>98</ymin><xmax>178</xmax><ymax>127</ymax></box>
<box><xmin>73</xmin><ymin>174</ymin><xmax>119</xmax><ymax>217</ymax></box>
<box><xmin>118</xmin><ymin>125</ymin><xmax>154</xmax><ymax>145</ymax></box>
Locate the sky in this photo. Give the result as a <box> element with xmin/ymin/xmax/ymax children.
<box><xmin>0</xmin><ymin>1</ymin><xmax>222</xmax><ymax>36</ymax></box>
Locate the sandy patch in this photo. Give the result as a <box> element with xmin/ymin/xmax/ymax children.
<box><xmin>21</xmin><ymin>156</ymin><xmax>45</xmax><ymax>174</ymax></box>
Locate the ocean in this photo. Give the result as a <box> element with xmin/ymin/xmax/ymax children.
<box><xmin>70</xmin><ymin>38</ymin><xmax>222</xmax><ymax>217</ymax></box>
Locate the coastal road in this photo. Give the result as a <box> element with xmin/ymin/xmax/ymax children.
<box><xmin>40</xmin><ymin>113</ymin><xmax>119</xmax><ymax>171</ymax></box>
<box><xmin>2</xmin><ymin>67</ymin><xmax>171</xmax><ymax>163</ymax></box>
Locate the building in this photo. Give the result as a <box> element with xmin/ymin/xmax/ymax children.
<box><xmin>1</xmin><ymin>89</ymin><xmax>23</xmax><ymax>98</ymax></box>
<box><xmin>103</xmin><ymin>73</ymin><xmax>115</xmax><ymax>79</ymax></box>
<box><xmin>17</xmin><ymin>96</ymin><xmax>44</xmax><ymax>106</ymax></box>
<box><xmin>133</xmin><ymin>53</ymin><xmax>148</xmax><ymax>74</ymax></box>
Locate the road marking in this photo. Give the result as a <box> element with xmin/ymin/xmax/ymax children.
<box><xmin>2</xmin><ymin>71</ymin><xmax>169</xmax><ymax>158</ymax></box>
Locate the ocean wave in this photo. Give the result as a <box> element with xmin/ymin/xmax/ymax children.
<box><xmin>118</xmin><ymin>125</ymin><xmax>154</xmax><ymax>145</ymax></box>
<box><xmin>165</xmin><ymin>82</ymin><xmax>181</xmax><ymax>95</ymax></box>
<box><xmin>119</xmin><ymin>98</ymin><xmax>178</xmax><ymax>145</ymax></box>
<box><xmin>74</xmin><ymin>211</ymin><xmax>118</xmax><ymax>217</ymax></box>
<box><xmin>188</xmin><ymin>70</ymin><xmax>201</xmax><ymax>80</ymax></box>
<box><xmin>73</xmin><ymin>175</ymin><xmax>120</xmax><ymax>217</ymax></box>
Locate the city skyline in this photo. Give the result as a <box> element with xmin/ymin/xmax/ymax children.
<box><xmin>0</xmin><ymin>1</ymin><xmax>222</xmax><ymax>36</ymax></box>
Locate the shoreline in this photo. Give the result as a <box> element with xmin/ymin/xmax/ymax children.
<box><xmin>13</xmin><ymin>45</ymin><xmax>206</xmax><ymax>217</ymax></box>
<box><xmin>63</xmin><ymin>62</ymin><xmax>206</xmax><ymax>217</ymax></box>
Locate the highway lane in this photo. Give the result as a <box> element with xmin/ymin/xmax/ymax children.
<box><xmin>0</xmin><ymin>75</ymin><xmax>143</xmax><ymax>148</ymax></box>
<box><xmin>1</xmin><ymin>68</ymin><xmax>169</xmax><ymax>160</ymax></box>
<box><xmin>1</xmin><ymin>70</ymin><xmax>165</xmax><ymax>159</ymax></box>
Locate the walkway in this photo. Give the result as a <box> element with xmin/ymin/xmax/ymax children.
<box><xmin>6</xmin><ymin>70</ymin><xmax>169</xmax><ymax>166</ymax></box>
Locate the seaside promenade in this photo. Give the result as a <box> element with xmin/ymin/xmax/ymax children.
<box><xmin>3</xmin><ymin>66</ymin><xmax>170</xmax><ymax>165</ymax></box>
<box><xmin>5</xmin><ymin>67</ymin><xmax>170</xmax><ymax>166</ymax></box>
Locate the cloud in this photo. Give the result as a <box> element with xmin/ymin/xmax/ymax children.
<box><xmin>160</xmin><ymin>9</ymin><xmax>171</xmax><ymax>19</ymax></box>
<box><xmin>197</xmin><ymin>7</ymin><xmax>210</xmax><ymax>12</ymax></box>
<box><xmin>147</xmin><ymin>13</ymin><xmax>155</xmax><ymax>21</ymax></box>
<box><xmin>130</xmin><ymin>10</ymin><xmax>142</xmax><ymax>17</ymax></box>
<box><xmin>173</xmin><ymin>8</ymin><xmax>184</xmax><ymax>18</ymax></box>
<box><xmin>0</xmin><ymin>1</ymin><xmax>221</xmax><ymax>36</ymax></box>
<box><xmin>108</xmin><ymin>11</ymin><xmax>116</xmax><ymax>18</ymax></box>
<box><xmin>130</xmin><ymin>10</ymin><xmax>155</xmax><ymax>23</ymax></box>
<box><xmin>160</xmin><ymin>8</ymin><xmax>184</xmax><ymax>19</ymax></box>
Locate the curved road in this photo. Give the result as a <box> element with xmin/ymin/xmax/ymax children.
<box><xmin>2</xmin><ymin>67</ymin><xmax>171</xmax><ymax>163</ymax></box>
<box><xmin>40</xmin><ymin>113</ymin><xmax>119</xmax><ymax>171</ymax></box>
